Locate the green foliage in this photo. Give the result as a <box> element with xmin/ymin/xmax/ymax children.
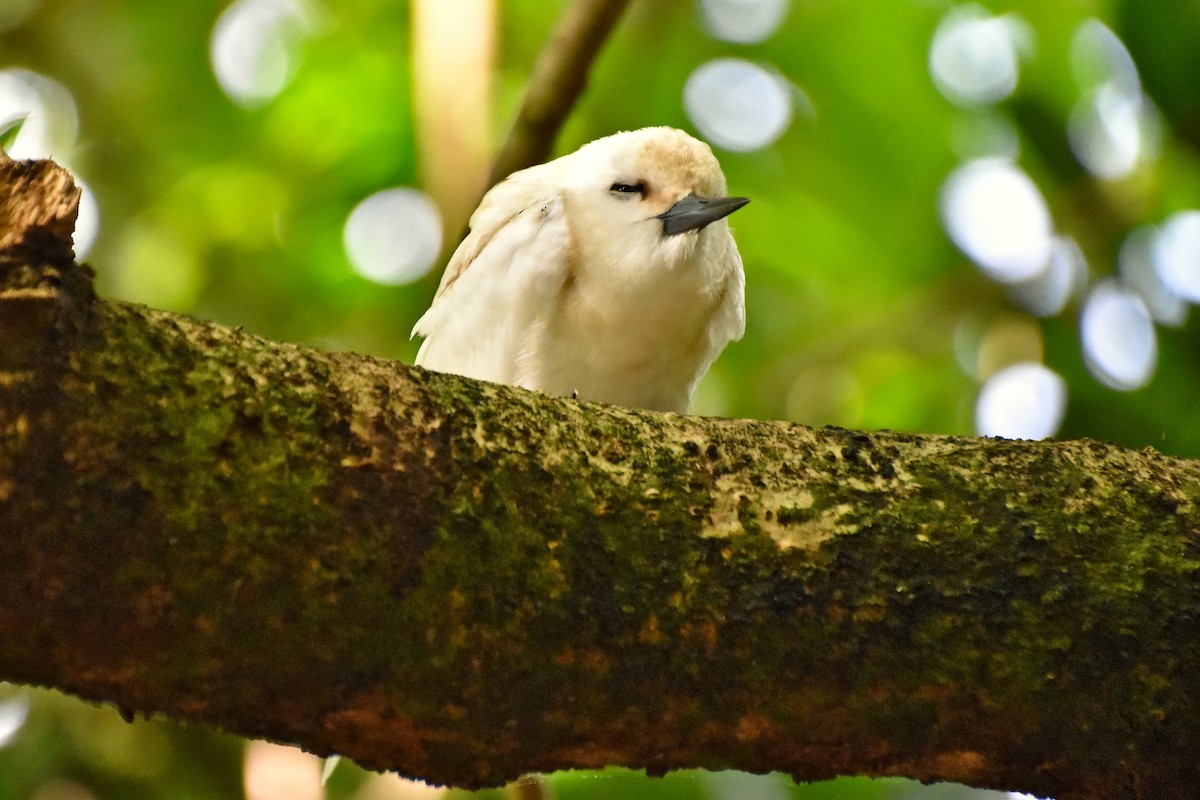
<box><xmin>3</xmin><ymin>0</ymin><xmax>1200</xmax><ymax>797</ymax></box>
<box><xmin>0</xmin><ymin>114</ymin><xmax>25</xmax><ymax>150</ymax></box>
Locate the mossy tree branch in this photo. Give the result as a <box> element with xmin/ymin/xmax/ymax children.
<box><xmin>2</xmin><ymin>159</ymin><xmax>1200</xmax><ymax>800</ymax></box>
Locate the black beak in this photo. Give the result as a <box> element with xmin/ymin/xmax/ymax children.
<box><xmin>656</xmin><ymin>194</ymin><xmax>750</xmax><ymax>236</ymax></box>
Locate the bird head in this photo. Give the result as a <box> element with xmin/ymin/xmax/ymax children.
<box><xmin>557</xmin><ymin>127</ymin><xmax>749</xmax><ymax>279</ymax></box>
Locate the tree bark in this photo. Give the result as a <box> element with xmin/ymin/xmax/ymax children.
<box><xmin>2</xmin><ymin>158</ymin><xmax>1200</xmax><ymax>800</ymax></box>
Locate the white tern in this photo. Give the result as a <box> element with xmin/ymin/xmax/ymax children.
<box><xmin>412</xmin><ymin>127</ymin><xmax>748</xmax><ymax>413</ymax></box>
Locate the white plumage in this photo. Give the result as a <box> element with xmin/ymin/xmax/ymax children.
<box><xmin>412</xmin><ymin>127</ymin><xmax>748</xmax><ymax>413</ymax></box>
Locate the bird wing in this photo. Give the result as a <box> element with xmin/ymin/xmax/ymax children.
<box><xmin>411</xmin><ymin>171</ymin><xmax>571</xmax><ymax>386</ymax></box>
<box><xmin>711</xmin><ymin>240</ymin><xmax>746</xmax><ymax>346</ymax></box>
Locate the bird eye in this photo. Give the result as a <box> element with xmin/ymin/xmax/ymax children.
<box><xmin>609</xmin><ymin>181</ymin><xmax>646</xmax><ymax>196</ymax></box>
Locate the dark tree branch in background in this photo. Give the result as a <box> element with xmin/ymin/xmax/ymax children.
<box><xmin>486</xmin><ymin>0</ymin><xmax>632</xmax><ymax>189</ymax></box>
<box><xmin>4</xmin><ymin>160</ymin><xmax>1200</xmax><ymax>800</ymax></box>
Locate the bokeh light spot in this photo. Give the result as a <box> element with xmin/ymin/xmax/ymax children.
<box><xmin>1068</xmin><ymin>83</ymin><xmax>1159</xmax><ymax>180</ymax></box>
<box><xmin>73</xmin><ymin>179</ymin><xmax>100</xmax><ymax>259</ymax></box>
<box><xmin>1081</xmin><ymin>279</ymin><xmax>1157</xmax><ymax>391</ymax></box>
<box><xmin>975</xmin><ymin>362</ymin><xmax>1066</xmax><ymax>440</ymax></box>
<box><xmin>940</xmin><ymin>158</ymin><xmax>1052</xmax><ymax>284</ymax></box>
<box><xmin>0</xmin><ymin>68</ymin><xmax>79</xmax><ymax>159</ymax></box>
<box><xmin>344</xmin><ymin>188</ymin><xmax>443</xmax><ymax>286</ymax></box>
<box><xmin>1120</xmin><ymin>225</ymin><xmax>1186</xmax><ymax>326</ymax></box>
<box><xmin>1067</xmin><ymin>20</ymin><xmax>1159</xmax><ymax>179</ymax></box>
<box><xmin>1008</xmin><ymin>235</ymin><xmax>1086</xmax><ymax>318</ymax></box>
<box><xmin>0</xmin><ymin>691</ymin><xmax>29</xmax><ymax>747</ymax></box>
<box><xmin>210</xmin><ymin>0</ymin><xmax>320</xmax><ymax>107</ymax></box>
<box><xmin>360</xmin><ymin>773</ymin><xmax>446</xmax><ymax>798</ymax></box>
<box><xmin>1071</xmin><ymin>19</ymin><xmax>1140</xmax><ymax>96</ymax></box>
<box><xmin>1153</xmin><ymin>210</ymin><xmax>1200</xmax><ymax>303</ymax></box>
<box><xmin>244</xmin><ymin>741</ymin><xmax>321</xmax><ymax>800</ymax></box>
<box><xmin>929</xmin><ymin>5</ymin><xmax>1031</xmax><ymax>107</ymax></box>
<box><xmin>698</xmin><ymin>0</ymin><xmax>789</xmax><ymax>45</ymax></box>
<box><xmin>684</xmin><ymin>58</ymin><xmax>793</xmax><ymax>152</ymax></box>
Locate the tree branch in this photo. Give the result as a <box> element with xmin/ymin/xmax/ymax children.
<box><xmin>486</xmin><ymin>0</ymin><xmax>632</xmax><ymax>188</ymax></box>
<box><xmin>3</xmin><ymin>161</ymin><xmax>1200</xmax><ymax>800</ymax></box>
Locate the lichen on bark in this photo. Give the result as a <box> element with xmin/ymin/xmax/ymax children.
<box><xmin>3</xmin><ymin>158</ymin><xmax>1200</xmax><ymax>800</ymax></box>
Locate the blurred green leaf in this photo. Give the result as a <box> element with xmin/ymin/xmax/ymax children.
<box><xmin>0</xmin><ymin>114</ymin><xmax>25</xmax><ymax>150</ymax></box>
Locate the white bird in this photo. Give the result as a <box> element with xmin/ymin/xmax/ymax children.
<box><xmin>412</xmin><ymin>127</ymin><xmax>748</xmax><ymax>413</ymax></box>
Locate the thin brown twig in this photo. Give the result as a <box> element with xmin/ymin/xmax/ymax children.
<box><xmin>486</xmin><ymin>0</ymin><xmax>633</xmax><ymax>190</ymax></box>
